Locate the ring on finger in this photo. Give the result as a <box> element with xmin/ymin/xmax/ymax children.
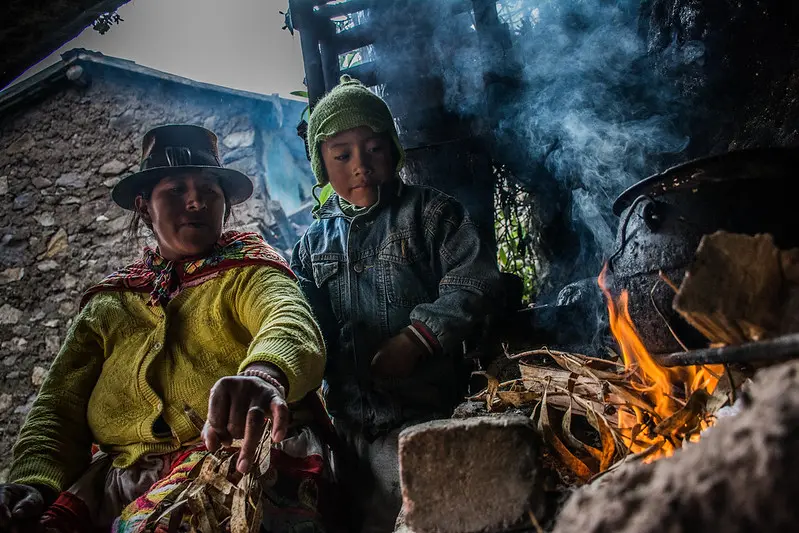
<box><xmin>248</xmin><ymin>405</ymin><xmax>267</xmax><ymax>417</ymax></box>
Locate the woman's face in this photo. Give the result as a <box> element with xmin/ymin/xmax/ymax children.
<box><xmin>321</xmin><ymin>126</ymin><xmax>395</xmax><ymax>207</ymax></box>
<box><xmin>135</xmin><ymin>173</ymin><xmax>227</xmax><ymax>260</ymax></box>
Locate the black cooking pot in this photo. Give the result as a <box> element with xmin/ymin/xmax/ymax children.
<box><xmin>608</xmin><ymin>147</ymin><xmax>799</xmax><ymax>355</ymax></box>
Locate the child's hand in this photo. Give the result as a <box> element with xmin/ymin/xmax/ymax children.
<box><xmin>370</xmin><ymin>329</ymin><xmax>427</xmax><ymax>379</ymax></box>
<box><xmin>0</xmin><ymin>483</ymin><xmax>45</xmax><ymax>532</ymax></box>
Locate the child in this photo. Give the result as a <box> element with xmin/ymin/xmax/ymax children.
<box><xmin>291</xmin><ymin>76</ymin><xmax>502</xmax><ymax>532</ymax></box>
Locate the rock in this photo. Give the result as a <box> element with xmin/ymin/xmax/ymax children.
<box><xmin>37</xmin><ymin>260</ymin><xmax>59</xmax><ymax>272</ymax></box>
<box><xmin>55</xmin><ymin>172</ymin><xmax>87</xmax><ymax>188</ymax></box>
<box><xmin>398</xmin><ymin>416</ymin><xmax>541</xmax><ymax>533</ymax></box>
<box><xmin>12</xmin><ymin>325</ymin><xmax>30</xmax><ymax>336</ymax></box>
<box><xmin>0</xmin><ymin>175</ymin><xmax>7</xmax><ymax>195</ymax></box>
<box><xmin>31</xmin><ymin>366</ymin><xmax>48</xmax><ymax>387</ymax></box>
<box><xmin>32</xmin><ymin>176</ymin><xmax>53</xmax><ymax>189</ymax></box>
<box><xmin>29</xmin><ymin>310</ymin><xmax>45</xmax><ymax>322</ymax></box>
<box><xmin>6</xmin><ymin>371</ymin><xmax>20</xmax><ymax>380</ymax></box>
<box><xmin>203</xmin><ymin>116</ymin><xmax>218</xmax><ymax>130</ymax></box>
<box><xmin>63</xmin><ymin>275</ymin><xmax>78</xmax><ymax>290</ymax></box>
<box><xmin>0</xmin><ymin>304</ymin><xmax>23</xmax><ymax>325</ymax></box>
<box><xmin>223</xmin><ymin>129</ymin><xmax>255</xmax><ymax>149</ymax></box>
<box><xmin>109</xmin><ymin>109</ymin><xmax>136</xmax><ymax>130</ymax></box>
<box><xmin>59</xmin><ymin>301</ymin><xmax>76</xmax><ymax>316</ymax></box>
<box><xmin>61</xmin><ymin>196</ymin><xmax>82</xmax><ymax>205</ymax></box>
<box><xmin>99</xmin><ymin>159</ymin><xmax>128</xmax><ymax>176</ymax></box>
<box><xmin>225</xmin><ymin>156</ymin><xmax>258</xmax><ymax>176</ymax></box>
<box><xmin>7</xmin><ymin>133</ymin><xmax>34</xmax><ymax>154</ymax></box>
<box><xmin>14</xmin><ymin>394</ymin><xmax>37</xmax><ymax>416</ymax></box>
<box><xmin>3</xmin><ymin>355</ymin><xmax>17</xmax><ymax>366</ymax></box>
<box><xmin>13</xmin><ymin>191</ymin><xmax>37</xmax><ymax>210</ymax></box>
<box><xmin>39</xmin><ymin>228</ymin><xmax>68</xmax><ymax>259</ymax></box>
<box><xmin>45</xmin><ymin>335</ymin><xmax>60</xmax><ymax>355</ymax></box>
<box><xmin>0</xmin><ymin>393</ymin><xmax>11</xmax><ymax>414</ymax></box>
<box><xmin>221</xmin><ymin>146</ymin><xmax>252</xmax><ymax>164</ymax></box>
<box><xmin>103</xmin><ymin>177</ymin><xmax>121</xmax><ymax>188</ymax></box>
<box><xmin>13</xmin><ymin>337</ymin><xmax>27</xmax><ymax>351</ymax></box>
<box><xmin>0</xmin><ymin>267</ymin><xmax>24</xmax><ymax>285</ymax></box>
<box><xmin>43</xmin><ymin>319</ymin><xmax>59</xmax><ymax>328</ymax></box>
<box><xmin>34</xmin><ymin>212</ymin><xmax>55</xmax><ymax>227</ymax></box>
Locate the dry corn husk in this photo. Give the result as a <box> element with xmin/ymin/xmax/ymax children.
<box><xmin>142</xmin><ymin>406</ymin><xmax>272</xmax><ymax>532</ymax></box>
<box><xmin>470</xmin><ymin>348</ymin><xmax>730</xmax><ymax>483</ymax></box>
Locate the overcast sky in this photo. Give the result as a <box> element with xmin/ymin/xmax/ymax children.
<box><xmin>14</xmin><ymin>0</ymin><xmax>307</xmax><ymax>99</ymax></box>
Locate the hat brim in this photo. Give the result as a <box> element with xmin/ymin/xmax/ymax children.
<box><xmin>111</xmin><ymin>166</ymin><xmax>254</xmax><ymax>210</ymax></box>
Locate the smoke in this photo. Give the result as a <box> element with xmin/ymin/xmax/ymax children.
<box><xmin>357</xmin><ymin>0</ymin><xmax>693</xmax><ymax>290</ymax></box>
<box><xmin>482</xmin><ymin>1</ymin><xmax>688</xmax><ymax>279</ymax></box>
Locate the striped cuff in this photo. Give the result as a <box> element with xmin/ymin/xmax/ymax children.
<box><xmin>407</xmin><ymin>321</ymin><xmax>442</xmax><ymax>356</ymax></box>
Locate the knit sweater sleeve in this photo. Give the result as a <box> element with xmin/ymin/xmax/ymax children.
<box><xmin>9</xmin><ymin>299</ymin><xmax>105</xmax><ymax>492</ymax></box>
<box><xmin>232</xmin><ymin>266</ymin><xmax>326</xmax><ymax>403</ymax></box>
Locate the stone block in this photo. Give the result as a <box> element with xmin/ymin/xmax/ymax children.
<box><xmin>99</xmin><ymin>159</ymin><xmax>127</xmax><ymax>176</ymax></box>
<box><xmin>398</xmin><ymin>415</ymin><xmax>540</xmax><ymax>533</ymax></box>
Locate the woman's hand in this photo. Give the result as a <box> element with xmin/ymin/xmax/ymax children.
<box><xmin>202</xmin><ymin>366</ymin><xmax>290</xmax><ymax>475</ymax></box>
<box><xmin>0</xmin><ymin>483</ymin><xmax>46</xmax><ymax>532</ymax></box>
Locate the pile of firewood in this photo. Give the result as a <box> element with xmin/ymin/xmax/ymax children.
<box><xmin>469</xmin><ymin>348</ymin><xmax>732</xmax><ymax>482</ymax></box>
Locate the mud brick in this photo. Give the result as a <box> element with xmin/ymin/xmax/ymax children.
<box><xmin>398</xmin><ymin>416</ymin><xmax>541</xmax><ymax>533</ymax></box>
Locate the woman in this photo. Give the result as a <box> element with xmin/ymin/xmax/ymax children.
<box><xmin>0</xmin><ymin>125</ymin><xmax>329</xmax><ymax>532</ymax></box>
<box><xmin>292</xmin><ymin>76</ymin><xmax>502</xmax><ymax>532</ymax></box>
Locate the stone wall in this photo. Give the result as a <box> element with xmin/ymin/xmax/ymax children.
<box><xmin>0</xmin><ymin>60</ymin><xmax>313</xmax><ymax>480</ymax></box>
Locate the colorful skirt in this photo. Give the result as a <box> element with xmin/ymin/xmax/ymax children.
<box><xmin>41</xmin><ymin>426</ymin><xmax>343</xmax><ymax>533</ymax></box>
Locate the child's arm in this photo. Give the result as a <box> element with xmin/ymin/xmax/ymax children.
<box><xmin>410</xmin><ymin>194</ymin><xmax>502</xmax><ymax>354</ymax></box>
<box><xmin>290</xmin><ymin>235</ymin><xmax>339</xmax><ymax>353</ymax></box>
<box><xmin>8</xmin><ymin>302</ymin><xmax>105</xmax><ymax>495</ymax></box>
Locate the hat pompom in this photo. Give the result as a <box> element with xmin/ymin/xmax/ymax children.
<box><xmin>338</xmin><ymin>74</ymin><xmax>364</xmax><ymax>87</ymax></box>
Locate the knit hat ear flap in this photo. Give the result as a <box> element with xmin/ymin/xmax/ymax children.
<box><xmin>307</xmin><ymin>75</ymin><xmax>405</xmax><ymax>185</ymax></box>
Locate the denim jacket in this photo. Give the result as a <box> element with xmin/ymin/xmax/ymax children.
<box><xmin>291</xmin><ymin>181</ymin><xmax>501</xmax><ymax>434</ymax></box>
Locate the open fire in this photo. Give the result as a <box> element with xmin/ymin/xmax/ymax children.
<box><xmin>598</xmin><ymin>265</ymin><xmax>725</xmax><ymax>460</ymax></box>
<box><xmin>472</xmin><ymin>262</ymin><xmax>736</xmax><ymax>481</ymax></box>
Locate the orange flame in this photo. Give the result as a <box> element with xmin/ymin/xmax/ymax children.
<box><xmin>598</xmin><ymin>265</ymin><xmax>724</xmax><ymax>460</ymax></box>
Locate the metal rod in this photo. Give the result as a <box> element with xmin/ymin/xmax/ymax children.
<box><xmin>655</xmin><ymin>333</ymin><xmax>799</xmax><ymax>367</ymax></box>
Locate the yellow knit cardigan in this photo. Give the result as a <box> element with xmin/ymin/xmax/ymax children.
<box><xmin>9</xmin><ymin>265</ymin><xmax>325</xmax><ymax>493</ymax></box>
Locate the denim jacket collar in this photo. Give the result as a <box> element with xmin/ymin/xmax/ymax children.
<box><xmin>315</xmin><ymin>180</ymin><xmax>404</xmax><ymax>220</ymax></box>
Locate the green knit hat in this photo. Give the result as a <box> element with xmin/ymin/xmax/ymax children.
<box><xmin>307</xmin><ymin>75</ymin><xmax>405</xmax><ymax>185</ymax></box>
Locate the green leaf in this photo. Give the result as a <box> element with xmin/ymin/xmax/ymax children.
<box><xmin>318</xmin><ymin>183</ymin><xmax>334</xmax><ymax>206</ymax></box>
<box><xmin>290</xmin><ymin>90</ymin><xmax>309</xmax><ymax>99</ymax></box>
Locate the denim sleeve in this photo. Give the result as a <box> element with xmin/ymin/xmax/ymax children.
<box><xmin>409</xmin><ymin>194</ymin><xmax>502</xmax><ymax>355</ymax></box>
<box><xmin>290</xmin><ymin>236</ymin><xmax>339</xmax><ymax>355</ymax></box>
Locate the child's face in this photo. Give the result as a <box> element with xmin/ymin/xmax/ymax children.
<box><xmin>321</xmin><ymin>126</ymin><xmax>395</xmax><ymax>207</ymax></box>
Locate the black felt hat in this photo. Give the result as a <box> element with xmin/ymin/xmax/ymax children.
<box><xmin>112</xmin><ymin>124</ymin><xmax>254</xmax><ymax>210</ymax></box>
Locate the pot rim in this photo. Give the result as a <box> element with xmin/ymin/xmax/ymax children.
<box><xmin>613</xmin><ymin>146</ymin><xmax>799</xmax><ymax>216</ymax></box>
